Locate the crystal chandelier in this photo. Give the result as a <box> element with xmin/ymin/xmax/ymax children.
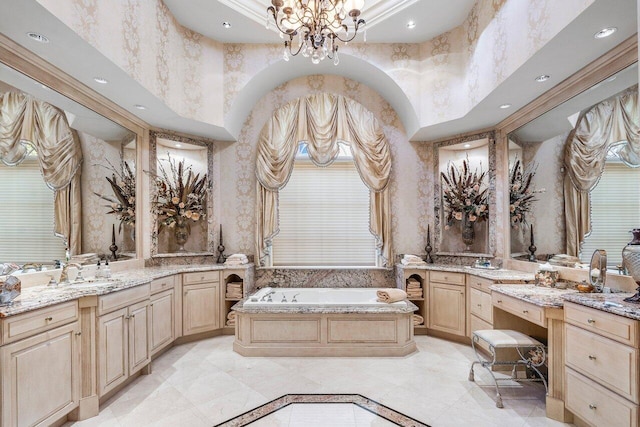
<box><xmin>267</xmin><ymin>0</ymin><xmax>366</xmax><ymax>66</ymax></box>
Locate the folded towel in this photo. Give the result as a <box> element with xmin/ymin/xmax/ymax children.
<box><xmin>227</xmin><ymin>311</ymin><xmax>236</xmax><ymax>320</ymax></box>
<box><xmin>376</xmin><ymin>288</ymin><xmax>407</xmax><ymax>303</ymax></box>
<box><xmin>403</xmin><ymin>254</ymin><xmax>423</xmax><ymax>262</ymax></box>
<box><xmin>226</xmin><ymin>319</ymin><xmax>236</xmax><ymax>326</ymax></box>
<box><xmin>401</xmin><ymin>258</ymin><xmax>427</xmax><ymax>266</ymax></box>
<box><xmin>413</xmin><ymin>314</ymin><xmax>424</xmax><ymax>325</ymax></box>
<box><xmin>225</xmin><ymin>254</ymin><xmax>249</xmax><ymax>266</ymax></box>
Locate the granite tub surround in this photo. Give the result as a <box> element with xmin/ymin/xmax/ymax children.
<box><xmin>563</xmin><ymin>292</ymin><xmax>640</xmax><ymax>320</ymax></box>
<box><xmin>0</xmin><ymin>263</ymin><xmax>253</xmax><ymax>318</ymax></box>
<box><xmin>490</xmin><ymin>284</ymin><xmax>578</xmax><ymax>307</ymax></box>
<box><xmin>254</xmin><ymin>267</ymin><xmax>396</xmax><ymax>289</ymax></box>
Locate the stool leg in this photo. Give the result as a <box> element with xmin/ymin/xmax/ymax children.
<box><xmin>468</xmin><ymin>361</ymin><xmax>477</xmax><ymax>382</ymax></box>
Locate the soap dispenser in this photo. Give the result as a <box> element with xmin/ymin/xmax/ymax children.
<box><xmin>103</xmin><ymin>260</ymin><xmax>112</xmax><ymax>279</ymax></box>
<box><xmin>95</xmin><ymin>260</ymin><xmax>103</xmax><ymax>278</ymax></box>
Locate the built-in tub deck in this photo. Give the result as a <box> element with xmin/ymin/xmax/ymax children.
<box><xmin>232</xmin><ymin>287</ymin><xmax>418</xmax><ymax>357</ymax></box>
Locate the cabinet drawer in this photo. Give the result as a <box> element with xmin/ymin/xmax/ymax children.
<box><xmin>150</xmin><ymin>275</ymin><xmax>175</xmax><ymax>294</ymax></box>
<box><xmin>492</xmin><ymin>293</ymin><xmax>545</xmax><ymax>327</ymax></box>
<box><xmin>430</xmin><ymin>271</ymin><xmax>465</xmax><ymax>285</ymax></box>
<box><xmin>566</xmin><ymin>368</ymin><xmax>638</xmax><ymax>427</ymax></box>
<box><xmin>565</xmin><ymin>323</ymin><xmax>639</xmax><ymax>403</ymax></box>
<box><xmin>470</xmin><ymin>288</ymin><xmax>493</xmax><ymax>323</ymax></box>
<box><xmin>98</xmin><ymin>284</ymin><xmax>150</xmax><ymax>316</ymax></box>
<box><xmin>1</xmin><ymin>301</ymin><xmax>78</xmax><ymax>345</ymax></box>
<box><xmin>565</xmin><ymin>302</ymin><xmax>638</xmax><ymax>347</ymax></box>
<box><xmin>183</xmin><ymin>271</ymin><xmax>219</xmax><ymax>285</ymax></box>
<box><xmin>468</xmin><ymin>275</ymin><xmax>494</xmax><ymax>293</ymax></box>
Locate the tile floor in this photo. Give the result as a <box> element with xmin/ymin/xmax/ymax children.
<box><xmin>64</xmin><ymin>335</ymin><xmax>574</xmax><ymax>427</ymax></box>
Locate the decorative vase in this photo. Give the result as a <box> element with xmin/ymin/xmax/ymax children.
<box><xmin>461</xmin><ymin>215</ymin><xmax>475</xmax><ymax>252</ymax></box>
<box><xmin>174</xmin><ymin>217</ymin><xmax>189</xmax><ymax>253</ymax></box>
<box><xmin>623</xmin><ymin>228</ymin><xmax>640</xmax><ymax>303</ymax></box>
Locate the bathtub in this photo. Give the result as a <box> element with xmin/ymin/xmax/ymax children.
<box><xmin>244</xmin><ymin>287</ymin><xmax>408</xmax><ymax>307</ymax></box>
<box><xmin>233</xmin><ymin>287</ymin><xmax>417</xmax><ymax>357</ymax></box>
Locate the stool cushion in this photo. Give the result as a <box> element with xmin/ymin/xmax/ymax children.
<box><xmin>473</xmin><ymin>329</ymin><xmax>543</xmax><ymax>348</ymax></box>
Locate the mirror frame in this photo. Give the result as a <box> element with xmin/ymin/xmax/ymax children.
<box><xmin>149</xmin><ymin>129</ymin><xmax>215</xmax><ymax>258</ymax></box>
<box><xmin>434</xmin><ymin>130</ymin><xmax>497</xmax><ymax>258</ymax></box>
<box><xmin>0</xmin><ymin>33</ymin><xmax>148</xmax><ymax>264</ymax></box>
<box><xmin>589</xmin><ymin>249</ymin><xmax>607</xmax><ymax>291</ymax></box>
<box><xmin>496</xmin><ymin>35</ymin><xmax>638</xmax><ymax>262</ymax></box>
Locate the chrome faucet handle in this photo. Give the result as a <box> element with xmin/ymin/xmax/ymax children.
<box><xmin>281</xmin><ymin>295</ymin><xmax>287</xmax><ymax>303</ymax></box>
<box><xmin>267</xmin><ymin>295</ymin><xmax>273</xmax><ymax>302</ymax></box>
<box><xmin>75</xmin><ymin>270</ymin><xmax>85</xmax><ymax>282</ymax></box>
<box><xmin>292</xmin><ymin>293</ymin><xmax>299</xmax><ymax>303</ymax></box>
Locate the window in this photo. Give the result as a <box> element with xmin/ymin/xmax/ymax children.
<box><xmin>580</xmin><ymin>159</ymin><xmax>640</xmax><ymax>267</ymax></box>
<box><xmin>0</xmin><ymin>155</ymin><xmax>66</xmax><ymax>263</ymax></box>
<box><xmin>270</xmin><ymin>143</ymin><xmax>377</xmax><ymax>266</ymax></box>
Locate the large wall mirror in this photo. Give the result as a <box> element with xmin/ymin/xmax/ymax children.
<box><xmin>0</xmin><ymin>62</ymin><xmax>138</xmax><ymax>265</ymax></box>
<box><xmin>150</xmin><ymin>130</ymin><xmax>214</xmax><ymax>257</ymax></box>
<box><xmin>435</xmin><ymin>132</ymin><xmax>496</xmax><ymax>258</ymax></box>
<box><xmin>508</xmin><ymin>61</ymin><xmax>638</xmax><ymax>269</ymax></box>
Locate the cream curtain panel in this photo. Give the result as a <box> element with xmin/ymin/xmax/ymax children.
<box><xmin>564</xmin><ymin>85</ymin><xmax>639</xmax><ymax>256</ymax></box>
<box><xmin>0</xmin><ymin>91</ymin><xmax>83</xmax><ymax>254</ymax></box>
<box><xmin>255</xmin><ymin>93</ymin><xmax>392</xmax><ymax>266</ymax></box>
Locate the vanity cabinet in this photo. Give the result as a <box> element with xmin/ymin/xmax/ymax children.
<box><xmin>149</xmin><ymin>275</ymin><xmax>178</xmax><ymax>355</ymax></box>
<box><xmin>428</xmin><ymin>271</ymin><xmax>466</xmax><ymax>337</ymax></box>
<box><xmin>0</xmin><ymin>302</ymin><xmax>80</xmax><ymax>427</ymax></box>
<box><xmin>183</xmin><ymin>271</ymin><xmax>220</xmax><ymax>336</ymax></box>
<box><xmin>564</xmin><ymin>302</ymin><xmax>640</xmax><ymax>426</ymax></box>
<box><xmin>97</xmin><ymin>285</ymin><xmax>150</xmax><ymax>397</ymax></box>
<box><xmin>467</xmin><ymin>275</ymin><xmax>494</xmax><ymax>352</ymax></box>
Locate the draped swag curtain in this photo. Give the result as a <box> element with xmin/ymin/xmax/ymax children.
<box><xmin>564</xmin><ymin>85</ymin><xmax>639</xmax><ymax>256</ymax></box>
<box><xmin>255</xmin><ymin>93</ymin><xmax>392</xmax><ymax>266</ymax></box>
<box><xmin>0</xmin><ymin>91</ymin><xmax>83</xmax><ymax>254</ymax></box>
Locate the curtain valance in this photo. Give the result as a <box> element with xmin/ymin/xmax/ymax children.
<box><xmin>564</xmin><ymin>84</ymin><xmax>639</xmax><ymax>256</ymax></box>
<box><xmin>0</xmin><ymin>91</ymin><xmax>83</xmax><ymax>253</ymax></box>
<box><xmin>255</xmin><ymin>93</ymin><xmax>392</xmax><ymax>266</ymax></box>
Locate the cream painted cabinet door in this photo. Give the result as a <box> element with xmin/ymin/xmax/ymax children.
<box><xmin>1</xmin><ymin>322</ymin><xmax>80</xmax><ymax>427</ymax></box>
<box><xmin>428</xmin><ymin>282</ymin><xmax>466</xmax><ymax>336</ymax></box>
<box><xmin>97</xmin><ymin>308</ymin><xmax>128</xmax><ymax>397</ymax></box>
<box><xmin>128</xmin><ymin>300</ymin><xmax>150</xmax><ymax>375</ymax></box>
<box><xmin>150</xmin><ymin>289</ymin><xmax>175</xmax><ymax>355</ymax></box>
<box><xmin>183</xmin><ymin>282</ymin><xmax>220</xmax><ymax>336</ymax></box>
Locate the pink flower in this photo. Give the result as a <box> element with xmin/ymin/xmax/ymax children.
<box><xmin>465</xmin><ymin>199</ymin><xmax>471</xmax><ymax>206</ymax></box>
<box><xmin>179</xmin><ymin>202</ymin><xmax>185</xmax><ymax>209</ymax></box>
<box><xmin>171</xmin><ymin>197</ymin><xmax>180</xmax><ymax>204</ymax></box>
<box><xmin>469</xmin><ymin>214</ymin><xmax>477</xmax><ymax>222</ymax></box>
<box><xmin>454</xmin><ymin>212</ymin><xmax>463</xmax><ymax>221</ymax></box>
<box><xmin>192</xmin><ymin>212</ymin><xmax>201</xmax><ymax>221</ymax></box>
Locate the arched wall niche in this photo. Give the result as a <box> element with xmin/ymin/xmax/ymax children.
<box><xmin>216</xmin><ymin>74</ymin><xmax>435</xmax><ymax>261</ymax></box>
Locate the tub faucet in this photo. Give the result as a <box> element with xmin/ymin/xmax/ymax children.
<box><xmin>292</xmin><ymin>293</ymin><xmax>299</xmax><ymax>303</ymax></box>
<box><xmin>261</xmin><ymin>290</ymin><xmax>275</xmax><ymax>302</ymax></box>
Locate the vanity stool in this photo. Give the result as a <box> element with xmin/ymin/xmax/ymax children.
<box><xmin>468</xmin><ymin>329</ymin><xmax>548</xmax><ymax>408</ymax></box>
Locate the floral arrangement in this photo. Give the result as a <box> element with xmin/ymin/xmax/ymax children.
<box><xmin>441</xmin><ymin>158</ymin><xmax>489</xmax><ymax>228</ymax></box>
<box><xmin>94</xmin><ymin>160</ymin><xmax>136</xmax><ymax>232</ymax></box>
<box><xmin>509</xmin><ymin>159</ymin><xmax>543</xmax><ymax>226</ymax></box>
<box><xmin>151</xmin><ymin>155</ymin><xmax>208</xmax><ymax>233</ymax></box>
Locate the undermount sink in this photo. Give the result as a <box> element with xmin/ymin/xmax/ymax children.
<box><xmin>65</xmin><ymin>280</ymin><xmax>115</xmax><ymax>289</ymax></box>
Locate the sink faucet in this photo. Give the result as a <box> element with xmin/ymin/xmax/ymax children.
<box><xmin>59</xmin><ymin>262</ymin><xmax>83</xmax><ymax>284</ymax></box>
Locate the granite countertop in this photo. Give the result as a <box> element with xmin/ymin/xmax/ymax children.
<box><xmin>490</xmin><ymin>284</ymin><xmax>579</xmax><ymax>308</ymax></box>
<box><xmin>563</xmin><ymin>292</ymin><xmax>640</xmax><ymax>321</ymax></box>
<box><xmin>397</xmin><ymin>263</ymin><xmax>535</xmax><ymax>283</ymax></box>
<box><xmin>231</xmin><ymin>299</ymin><xmax>419</xmax><ymax>315</ymax></box>
<box><xmin>0</xmin><ymin>263</ymin><xmax>253</xmax><ymax>318</ymax></box>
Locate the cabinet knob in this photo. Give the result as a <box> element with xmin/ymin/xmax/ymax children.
<box><xmin>45</xmin><ymin>316</ymin><xmax>53</xmax><ymax>321</ymax></box>
<box><xmin>588</xmin><ymin>355</ymin><xmax>597</xmax><ymax>360</ymax></box>
<box><xmin>588</xmin><ymin>404</ymin><xmax>597</xmax><ymax>410</ymax></box>
<box><xmin>125</xmin><ymin>315</ymin><xmax>132</xmax><ymax>320</ymax></box>
<box><xmin>477</xmin><ymin>304</ymin><xmax>482</xmax><ymax>307</ymax></box>
<box><xmin>497</xmin><ymin>300</ymin><xmax>502</xmax><ymax>303</ymax></box>
<box><xmin>523</xmin><ymin>310</ymin><xmax>528</xmax><ymax>314</ymax></box>
<box><xmin>75</xmin><ymin>331</ymin><xmax>82</xmax><ymax>336</ymax></box>
<box><xmin>587</xmin><ymin>318</ymin><xmax>596</xmax><ymax>324</ymax></box>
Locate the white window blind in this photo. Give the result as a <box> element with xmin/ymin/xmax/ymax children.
<box><xmin>0</xmin><ymin>158</ymin><xmax>66</xmax><ymax>263</ymax></box>
<box><xmin>271</xmin><ymin>159</ymin><xmax>376</xmax><ymax>266</ymax></box>
<box><xmin>580</xmin><ymin>161</ymin><xmax>640</xmax><ymax>267</ymax></box>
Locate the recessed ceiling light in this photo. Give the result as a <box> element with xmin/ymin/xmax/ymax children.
<box><xmin>35</xmin><ymin>82</ymin><xmax>50</xmax><ymax>90</ymax></box>
<box><xmin>606</xmin><ymin>75</ymin><xmax>617</xmax><ymax>82</ymax></box>
<box><xmin>175</xmin><ymin>143</ymin><xmax>182</xmax><ymax>148</ymax></box>
<box><xmin>406</xmin><ymin>21</ymin><xmax>416</xmax><ymax>29</ymax></box>
<box><xmin>134</xmin><ymin>104</ymin><xmax>146</xmax><ymax>110</ymax></box>
<box><xmin>499</xmin><ymin>103</ymin><xmax>512</xmax><ymax>109</ymax></box>
<box><xmin>464</xmin><ymin>143</ymin><xmax>471</xmax><ymax>148</ymax></box>
<box><xmin>535</xmin><ymin>74</ymin><xmax>550</xmax><ymax>83</ymax></box>
<box><xmin>222</xmin><ymin>21</ymin><xmax>231</xmax><ymax>29</ymax></box>
<box><xmin>93</xmin><ymin>77</ymin><xmax>108</xmax><ymax>84</ymax></box>
<box><xmin>26</xmin><ymin>32</ymin><xmax>49</xmax><ymax>43</ymax></box>
<box><xmin>594</xmin><ymin>27</ymin><xmax>617</xmax><ymax>39</ymax></box>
